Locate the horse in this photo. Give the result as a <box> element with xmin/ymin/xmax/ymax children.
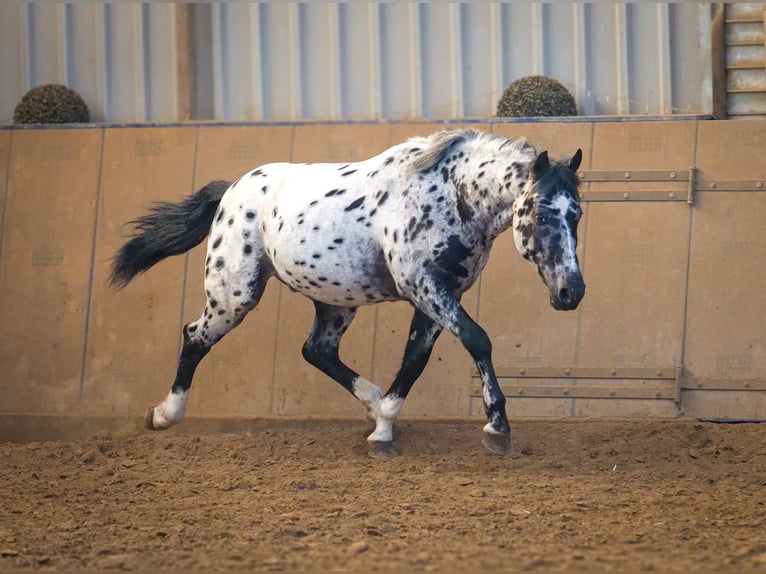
<box><xmin>110</xmin><ymin>128</ymin><xmax>585</xmax><ymax>459</ymax></box>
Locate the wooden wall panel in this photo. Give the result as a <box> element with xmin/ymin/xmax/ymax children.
<box><xmin>579</xmin><ymin>122</ymin><xmax>696</xmax><ymax>371</ymax></box>
<box><xmin>81</xmin><ymin>128</ymin><xmax>196</xmax><ymax>415</ymax></box>
<box><xmin>684</xmin><ymin>121</ymin><xmax>766</xmax><ymax>419</ymax></box>
<box><xmin>0</xmin><ymin>129</ymin><xmax>102</xmax><ymax>413</ymax></box>
<box><xmin>2</xmin><ymin>120</ymin><xmax>765</xmax><ymax>424</ymax></box>
<box><xmin>0</xmin><ymin>130</ymin><xmax>10</xmax><ymax>266</ymax></box>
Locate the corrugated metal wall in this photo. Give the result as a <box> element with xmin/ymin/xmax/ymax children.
<box><xmin>724</xmin><ymin>3</ymin><xmax>766</xmax><ymax>118</ymax></box>
<box><xmin>0</xmin><ymin>3</ymin><xmax>714</xmax><ymax>123</ymax></box>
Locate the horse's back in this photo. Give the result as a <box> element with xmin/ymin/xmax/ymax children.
<box><xmin>215</xmin><ymin>156</ymin><xmax>402</xmax><ymax>306</ymax></box>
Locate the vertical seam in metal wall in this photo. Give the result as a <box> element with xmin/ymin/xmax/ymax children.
<box><xmin>410</xmin><ymin>4</ymin><xmax>423</xmax><ymax>118</ymax></box>
<box><xmin>328</xmin><ymin>4</ymin><xmax>342</xmax><ymax>119</ymax></box>
<box><xmin>676</xmin><ymin>121</ymin><xmax>700</xmax><ymax>412</ymax></box>
<box><xmin>211</xmin><ymin>4</ymin><xmax>226</xmax><ymax>120</ymax></box>
<box><xmin>489</xmin><ymin>3</ymin><xmax>503</xmax><ymax>110</ymax></box>
<box><xmin>95</xmin><ymin>4</ymin><xmax>109</xmax><ymax>122</ymax></box>
<box><xmin>79</xmin><ymin>128</ymin><xmax>106</xmax><ymax>398</ymax></box>
<box><xmin>657</xmin><ymin>4</ymin><xmax>672</xmax><ymax>114</ymax></box>
<box><xmin>368</xmin><ymin>4</ymin><xmax>382</xmax><ymax>119</ymax></box>
<box><xmin>248</xmin><ymin>4</ymin><xmax>264</xmax><ymax>120</ymax></box>
<box><xmin>531</xmin><ymin>4</ymin><xmax>545</xmax><ymax>75</ymax></box>
<box><xmin>614</xmin><ymin>4</ymin><xmax>630</xmax><ymax>114</ymax></box>
<box><xmin>450</xmin><ymin>4</ymin><xmax>464</xmax><ymax>118</ymax></box>
<box><xmin>698</xmin><ymin>4</ymin><xmax>715</xmax><ymax>115</ymax></box>
<box><xmin>134</xmin><ymin>4</ymin><xmax>146</xmax><ymax>121</ymax></box>
<box><xmin>21</xmin><ymin>5</ymin><xmax>32</xmax><ymax>90</ymax></box>
<box><xmin>167</xmin><ymin>4</ymin><xmax>179</xmax><ymax>122</ymax></box>
<box><xmin>573</xmin><ymin>4</ymin><xmax>590</xmax><ymax>115</ymax></box>
<box><xmin>290</xmin><ymin>4</ymin><xmax>304</xmax><ymax>119</ymax></box>
<box><xmin>57</xmin><ymin>4</ymin><xmax>69</xmax><ymax>86</ymax></box>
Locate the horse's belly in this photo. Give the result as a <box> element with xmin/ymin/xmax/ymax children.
<box><xmin>269</xmin><ymin>242</ymin><xmax>399</xmax><ymax>307</ymax></box>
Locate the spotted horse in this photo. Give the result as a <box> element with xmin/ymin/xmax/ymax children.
<box><xmin>110</xmin><ymin>128</ymin><xmax>585</xmax><ymax>459</ymax></box>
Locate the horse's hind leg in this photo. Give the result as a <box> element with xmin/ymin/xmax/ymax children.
<box><xmin>145</xmin><ymin>264</ymin><xmax>269</xmax><ymax>430</ymax></box>
<box><xmin>367</xmin><ymin>310</ymin><xmax>442</xmax><ymax>459</ymax></box>
<box><xmin>301</xmin><ymin>302</ymin><xmax>383</xmax><ymax>416</ymax></box>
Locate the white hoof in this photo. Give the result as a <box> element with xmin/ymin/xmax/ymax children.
<box><xmin>145</xmin><ymin>390</ymin><xmax>187</xmax><ymax>431</ymax></box>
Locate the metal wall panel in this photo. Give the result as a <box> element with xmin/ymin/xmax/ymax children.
<box><xmin>0</xmin><ymin>3</ymin><xmax>181</xmax><ymax>123</ymax></box>
<box><xmin>1</xmin><ymin>3</ymin><xmax>714</xmax><ymax>124</ymax></box>
<box><xmin>724</xmin><ymin>3</ymin><xmax>766</xmax><ymax>119</ymax></box>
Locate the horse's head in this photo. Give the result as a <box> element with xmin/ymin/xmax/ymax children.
<box><xmin>513</xmin><ymin>149</ymin><xmax>585</xmax><ymax>311</ymax></box>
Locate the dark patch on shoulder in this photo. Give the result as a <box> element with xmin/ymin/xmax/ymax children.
<box><xmin>215</xmin><ymin>257</ymin><xmax>225</xmax><ymax>270</ymax></box>
<box><xmin>456</xmin><ymin>182</ymin><xmax>474</xmax><ymax>223</ymax></box>
<box><xmin>250</xmin><ymin>168</ymin><xmax>264</xmax><ymax>177</ymax></box>
<box><xmin>341</xmin><ymin>169</ymin><xmax>357</xmax><ymax>177</ymax></box>
<box><xmin>384</xmin><ymin>157</ymin><xmax>395</xmax><ymax>166</ymax></box>
<box><xmin>435</xmin><ymin>234</ymin><xmax>472</xmax><ymax>279</ymax></box>
<box><xmin>212</xmin><ymin>236</ymin><xmax>222</xmax><ymax>250</ymax></box>
<box><xmin>377</xmin><ymin>191</ymin><xmax>389</xmax><ymax>207</ymax></box>
<box><xmin>245</xmin><ymin>210</ymin><xmax>256</xmax><ymax>220</ymax></box>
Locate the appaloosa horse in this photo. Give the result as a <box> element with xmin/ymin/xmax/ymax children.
<box><xmin>111</xmin><ymin>128</ymin><xmax>585</xmax><ymax>458</ymax></box>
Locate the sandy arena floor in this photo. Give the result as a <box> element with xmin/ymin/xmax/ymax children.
<box><xmin>1</xmin><ymin>418</ymin><xmax>766</xmax><ymax>571</ymax></box>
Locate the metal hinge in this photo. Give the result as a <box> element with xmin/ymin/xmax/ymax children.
<box><xmin>578</xmin><ymin>168</ymin><xmax>695</xmax><ymax>203</ymax></box>
<box><xmin>578</xmin><ymin>168</ymin><xmax>766</xmax><ymax>205</ymax></box>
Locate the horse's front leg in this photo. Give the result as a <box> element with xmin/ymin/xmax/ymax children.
<box><xmin>368</xmin><ymin>310</ymin><xmax>443</xmax><ymax>459</ymax></box>
<box><xmin>410</xmin><ymin>287</ymin><xmax>511</xmax><ymax>456</ymax></box>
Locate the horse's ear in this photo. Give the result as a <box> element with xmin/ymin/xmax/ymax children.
<box><xmin>569</xmin><ymin>148</ymin><xmax>583</xmax><ymax>172</ymax></box>
<box><xmin>534</xmin><ymin>150</ymin><xmax>550</xmax><ymax>175</ymax></box>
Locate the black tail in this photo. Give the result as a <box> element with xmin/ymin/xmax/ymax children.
<box><xmin>109</xmin><ymin>180</ymin><xmax>232</xmax><ymax>289</ymax></box>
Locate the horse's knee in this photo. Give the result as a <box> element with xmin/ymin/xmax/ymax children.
<box><xmin>301</xmin><ymin>339</ymin><xmax>335</xmax><ymax>369</ymax></box>
<box><xmin>301</xmin><ymin>339</ymin><xmax>317</xmax><ymax>365</ymax></box>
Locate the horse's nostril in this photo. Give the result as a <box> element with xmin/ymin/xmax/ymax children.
<box><xmin>559</xmin><ymin>287</ymin><xmax>571</xmax><ymax>303</ymax></box>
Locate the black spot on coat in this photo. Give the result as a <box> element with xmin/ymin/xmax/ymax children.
<box><xmin>344</xmin><ymin>197</ymin><xmax>365</xmax><ymax>211</ymax></box>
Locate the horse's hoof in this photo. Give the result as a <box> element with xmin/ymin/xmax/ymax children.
<box><xmin>483</xmin><ymin>432</ymin><xmax>511</xmax><ymax>456</ymax></box>
<box><xmin>145</xmin><ymin>407</ymin><xmax>159</xmax><ymax>431</ymax></box>
<box><xmin>368</xmin><ymin>441</ymin><xmax>399</xmax><ymax>460</ymax></box>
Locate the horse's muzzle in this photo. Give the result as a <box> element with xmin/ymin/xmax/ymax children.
<box><xmin>549</xmin><ymin>275</ymin><xmax>585</xmax><ymax>311</ymax></box>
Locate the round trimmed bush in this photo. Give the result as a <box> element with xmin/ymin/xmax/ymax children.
<box><xmin>496</xmin><ymin>76</ymin><xmax>577</xmax><ymax>118</ymax></box>
<box><xmin>13</xmin><ymin>84</ymin><xmax>90</xmax><ymax>124</ymax></box>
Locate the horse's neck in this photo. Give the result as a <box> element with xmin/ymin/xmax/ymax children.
<box><xmin>449</xmin><ymin>142</ymin><xmax>530</xmax><ymax>238</ymax></box>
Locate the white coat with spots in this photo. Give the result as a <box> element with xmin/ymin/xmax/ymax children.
<box><xmin>111</xmin><ymin>129</ymin><xmax>585</xmax><ymax>458</ymax></box>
